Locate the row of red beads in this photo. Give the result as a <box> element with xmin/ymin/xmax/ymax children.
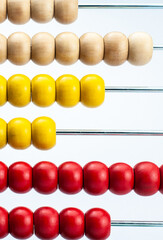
<box><xmin>0</xmin><ymin>206</ymin><xmax>111</xmax><ymax>239</ymax></box>
<box><xmin>0</xmin><ymin>161</ymin><xmax>162</xmax><ymax>196</ymax></box>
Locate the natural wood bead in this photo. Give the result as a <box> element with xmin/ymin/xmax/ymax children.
<box><xmin>8</xmin><ymin>33</ymin><xmax>31</xmax><ymax>65</ymax></box>
<box><xmin>104</xmin><ymin>32</ymin><xmax>128</xmax><ymax>66</ymax></box>
<box><xmin>55</xmin><ymin>0</ymin><xmax>78</xmax><ymax>24</ymax></box>
<box><xmin>56</xmin><ymin>32</ymin><xmax>79</xmax><ymax>65</ymax></box>
<box><xmin>32</xmin><ymin>33</ymin><xmax>55</xmax><ymax>66</ymax></box>
<box><xmin>8</xmin><ymin>0</ymin><xmax>30</xmax><ymax>24</ymax></box>
<box><xmin>31</xmin><ymin>0</ymin><xmax>54</xmax><ymax>23</ymax></box>
<box><xmin>0</xmin><ymin>34</ymin><xmax>7</xmax><ymax>64</ymax></box>
<box><xmin>128</xmin><ymin>32</ymin><xmax>153</xmax><ymax>66</ymax></box>
<box><xmin>80</xmin><ymin>33</ymin><xmax>104</xmax><ymax>65</ymax></box>
<box><xmin>0</xmin><ymin>0</ymin><xmax>6</xmax><ymax>23</ymax></box>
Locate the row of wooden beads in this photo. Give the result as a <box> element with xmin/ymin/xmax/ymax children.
<box><xmin>0</xmin><ymin>0</ymin><xmax>78</xmax><ymax>24</ymax></box>
<box><xmin>0</xmin><ymin>74</ymin><xmax>105</xmax><ymax>108</ymax></box>
<box><xmin>0</xmin><ymin>32</ymin><xmax>153</xmax><ymax>66</ymax></box>
<box><xmin>0</xmin><ymin>161</ymin><xmax>162</xmax><ymax>196</ymax></box>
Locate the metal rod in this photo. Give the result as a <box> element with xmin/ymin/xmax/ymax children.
<box><xmin>111</xmin><ymin>220</ymin><xmax>163</xmax><ymax>227</ymax></box>
<box><xmin>78</xmin><ymin>4</ymin><xmax>163</xmax><ymax>10</ymax></box>
<box><xmin>154</xmin><ymin>46</ymin><xmax>163</xmax><ymax>50</ymax></box>
<box><xmin>105</xmin><ymin>87</ymin><xmax>163</xmax><ymax>93</ymax></box>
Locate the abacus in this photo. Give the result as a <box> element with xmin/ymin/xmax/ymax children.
<box><xmin>0</xmin><ymin>1</ymin><xmax>163</xmax><ymax>240</ymax></box>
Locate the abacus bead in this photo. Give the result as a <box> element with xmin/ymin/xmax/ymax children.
<box><xmin>59</xmin><ymin>162</ymin><xmax>83</xmax><ymax>194</ymax></box>
<box><xmin>85</xmin><ymin>208</ymin><xmax>111</xmax><ymax>240</ymax></box>
<box><xmin>0</xmin><ymin>75</ymin><xmax>7</xmax><ymax>106</ymax></box>
<box><xmin>55</xmin><ymin>0</ymin><xmax>78</xmax><ymax>24</ymax></box>
<box><xmin>0</xmin><ymin>119</ymin><xmax>7</xmax><ymax>149</ymax></box>
<box><xmin>32</xmin><ymin>117</ymin><xmax>56</xmax><ymax>150</ymax></box>
<box><xmin>109</xmin><ymin>163</ymin><xmax>134</xmax><ymax>195</ymax></box>
<box><xmin>80</xmin><ymin>74</ymin><xmax>105</xmax><ymax>108</ymax></box>
<box><xmin>33</xmin><ymin>161</ymin><xmax>58</xmax><ymax>194</ymax></box>
<box><xmin>8</xmin><ymin>118</ymin><xmax>31</xmax><ymax>149</ymax></box>
<box><xmin>31</xmin><ymin>0</ymin><xmax>54</xmax><ymax>23</ymax></box>
<box><xmin>0</xmin><ymin>34</ymin><xmax>7</xmax><ymax>64</ymax></box>
<box><xmin>134</xmin><ymin>162</ymin><xmax>160</xmax><ymax>196</ymax></box>
<box><xmin>8</xmin><ymin>74</ymin><xmax>31</xmax><ymax>107</ymax></box>
<box><xmin>8</xmin><ymin>33</ymin><xmax>31</xmax><ymax>65</ymax></box>
<box><xmin>128</xmin><ymin>32</ymin><xmax>153</xmax><ymax>66</ymax></box>
<box><xmin>56</xmin><ymin>75</ymin><xmax>80</xmax><ymax>107</ymax></box>
<box><xmin>32</xmin><ymin>74</ymin><xmax>55</xmax><ymax>107</ymax></box>
<box><xmin>56</xmin><ymin>32</ymin><xmax>79</xmax><ymax>65</ymax></box>
<box><xmin>32</xmin><ymin>33</ymin><xmax>55</xmax><ymax>65</ymax></box>
<box><xmin>84</xmin><ymin>161</ymin><xmax>109</xmax><ymax>195</ymax></box>
<box><xmin>8</xmin><ymin>0</ymin><xmax>30</xmax><ymax>24</ymax></box>
<box><xmin>0</xmin><ymin>207</ymin><xmax>8</xmax><ymax>238</ymax></box>
<box><xmin>80</xmin><ymin>33</ymin><xmax>104</xmax><ymax>65</ymax></box>
<box><xmin>9</xmin><ymin>207</ymin><xmax>33</xmax><ymax>239</ymax></box>
<box><xmin>0</xmin><ymin>162</ymin><xmax>8</xmax><ymax>192</ymax></box>
<box><xmin>104</xmin><ymin>32</ymin><xmax>128</xmax><ymax>66</ymax></box>
<box><xmin>0</xmin><ymin>0</ymin><xmax>6</xmax><ymax>23</ymax></box>
<box><xmin>9</xmin><ymin>162</ymin><xmax>32</xmax><ymax>193</ymax></box>
<box><xmin>60</xmin><ymin>208</ymin><xmax>84</xmax><ymax>239</ymax></box>
<box><xmin>34</xmin><ymin>207</ymin><xmax>59</xmax><ymax>239</ymax></box>
<box><xmin>160</xmin><ymin>165</ymin><xmax>163</xmax><ymax>194</ymax></box>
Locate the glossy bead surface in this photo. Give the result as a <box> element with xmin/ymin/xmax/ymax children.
<box><xmin>128</xmin><ymin>32</ymin><xmax>153</xmax><ymax>66</ymax></box>
<box><xmin>31</xmin><ymin>0</ymin><xmax>54</xmax><ymax>23</ymax></box>
<box><xmin>32</xmin><ymin>117</ymin><xmax>56</xmax><ymax>150</ymax></box>
<box><xmin>84</xmin><ymin>161</ymin><xmax>109</xmax><ymax>195</ymax></box>
<box><xmin>59</xmin><ymin>162</ymin><xmax>83</xmax><ymax>194</ymax></box>
<box><xmin>34</xmin><ymin>207</ymin><xmax>59</xmax><ymax>239</ymax></box>
<box><xmin>56</xmin><ymin>75</ymin><xmax>80</xmax><ymax>107</ymax></box>
<box><xmin>8</xmin><ymin>33</ymin><xmax>31</xmax><ymax>65</ymax></box>
<box><xmin>0</xmin><ymin>162</ymin><xmax>8</xmax><ymax>192</ymax></box>
<box><xmin>85</xmin><ymin>208</ymin><xmax>111</xmax><ymax>240</ymax></box>
<box><xmin>0</xmin><ymin>119</ymin><xmax>7</xmax><ymax>148</ymax></box>
<box><xmin>109</xmin><ymin>163</ymin><xmax>134</xmax><ymax>195</ymax></box>
<box><xmin>33</xmin><ymin>161</ymin><xmax>58</xmax><ymax>194</ymax></box>
<box><xmin>8</xmin><ymin>118</ymin><xmax>31</xmax><ymax>149</ymax></box>
<box><xmin>55</xmin><ymin>0</ymin><xmax>78</xmax><ymax>24</ymax></box>
<box><xmin>0</xmin><ymin>75</ymin><xmax>7</xmax><ymax>106</ymax></box>
<box><xmin>80</xmin><ymin>74</ymin><xmax>105</xmax><ymax>107</ymax></box>
<box><xmin>160</xmin><ymin>165</ymin><xmax>163</xmax><ymax>194</ymax></box>
<box><xmin>32</xmin><ymin>33</ymin><xmax>55</xmax><ymax>65</ymax></box>
<box><xmin>0</xmin><ymin>207</ymin><xmax>8</xmax><ymax>238</ymax></box>
<box><xmin>0</xmin><ymin>0</ymin><xmax>6</xmax><ymax>23</ymax></box>
<box><xmin>8</xmin><ymin>0</ymin><xmax>30</xmax><ymax>24</ymax></box>
<box><xmin>32</xmin><ymin>74</ymin><xmax>55</xmax><ymax>107</ymax></box>
<box><xmin>134</xmin><ymin>162</ymin><xmax>160</xmax><ymax>196</ymax></box>
<box><xmin>56</xmin><ymin>32</ymin><xmax>79</xmax><ymax>65</ymax></box>
<box><xmin>0</xmin><ymin>34</ymin><xmax>7</xmax><ymax>63</ymax></box>
<box><xmin>8</xmin><ymin>74</ymin><xmax>31</xmax><ymax>107</ymax></box>
<box><xmin>9</xmin><ymin>162</ymin><xmax>32</xmax><ymax>193</ymax></box>
<box><xmin>60</xmin><ymin>208</ymin><xmax>84</xmax><ymax>239</ymax></box>
<box><xmin>80</xmin><ymin>33</ymin><xmax>104</xmax><ymax>65</ymax></box>
<box><xmin>9</xmin><ymin>207</ymin><xmax>33</xmax><ymax>239</ymax></box>
<box><xmin>104</xmin><ymin>32</ymin><xmax>128</xmax><ymax>66</ymax></box>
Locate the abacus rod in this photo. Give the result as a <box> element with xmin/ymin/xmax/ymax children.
<box><xmin>153</xmin><ymin>46</ymin><xmax>163</xmax><ymax>50</ymax></box>
<box><xmin>78</xmin><ymin>4</ymin><xmax>163</xmax><ymax>10</ymax></box>
<box><xmin>111</xmin><ymin>220</ymin><xmax>163</xmax><ymax>227</ymax></box>
<box><xmin>105</xmin><ymin>87</ymin><xmax>163</xmax><ymax>92</ymax></box>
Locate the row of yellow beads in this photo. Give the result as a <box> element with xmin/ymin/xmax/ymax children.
<box><xmin>0</xmin><ymin>74</ymin><xmax>105</xmax><ymax>108</ymax></box>
<box><xmin>0</xmin><ymin>117</ymin><xmax>56</xmax><ymax>150</ymax></box>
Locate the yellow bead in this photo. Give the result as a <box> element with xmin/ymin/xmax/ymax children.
<box><xmin>0</xmin><ymin>118</ymin><xmax>7</xmax><ymax>148</ymax></box>
<box><xmin>8</xmin><ymin>74</ymin><xmax>31</xmax><ymax>107</ymax></box>
<box><xmin>56</xmin><ymin>75</ymin><xmax>80</xmax><ymax>107</ymax></box>
<box><xmin>0</xmin><ymin>75</ymin><xmax>7</xmax><ymax>106</ymax></box>
<box><xmin>32</xmin><ymin>74</ymin><xmax>55</xmax><ymax>107</ymax></box>
<box><xmin>32</xmin><ymin>117</ymin><xmax>56</xmax><ymax>150</ymax></box>
<box><xmin>80</xmin><ymin>74</ymin><xmax>105</xmax><ymax>108</ymax></box>
<box><xmin>8</xmin><ymin>118</ymin><xmax>31</xmax><ymax>149</ymax></box>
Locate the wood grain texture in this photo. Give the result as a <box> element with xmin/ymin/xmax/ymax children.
<box><xmin>0</xmin><ymin>34</ymin><xmax>7</xmax><ymax>64</ymax></box>
<box><xmin>0</xmin><ymin>0</ymin><xmax>6</xmax><ymax>23</ymax></box>
<box><xmin>31</xmin><ymin>0</ymin><xmax>54</xmax><ymax>23</ymax></box>
<box><xmin>8</xmin><ymin>0</ymin><xmax>30</xmax><ymax>24</ymax></box>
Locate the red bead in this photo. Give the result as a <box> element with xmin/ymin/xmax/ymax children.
<box><xmin>0</xmin><ymin>207</ymin><xmax>8</xmax><ymax>238</ymax></box>
<box><xmin>59</xmin><ymin>162</ymin><xmax>83</xmax><ymax>194</ymax></box>
<box><xmin>34</xmin><ymin>207</ymin><xmax>59</xmax><ymax>239</ymax></box>
<box><xmin>134</xmin><ymin>162</ymin><xmax>160</xmax><ymax>196</ymax></box>
<box><xmin>60</xmin><ymin>208</ymin><xmax>84</xmax><ymax>239</ymax></box>
<box><xmin>85</xmin><ymin>208</ymin><xmax>111</xmax><ymax>240</ymax></box>
<box><xmin>9</xmin><ymin>207</ymin><xmax>33</xmax><ymax>239</ymax></box>
<box><xmin>33</xmin><ymin>161</ymin><xmax>58</xmax><ymax>194</ymax></box>
<box><xmin>0</xmin><ymin>162</ymin><xmax>8</xmax><ymax>192</ymax></box>
<box><xmin>9</xmin><ymin>162</ymin><xmax>32</xmax><ymax>193</ymax></box>
<box><xmin>109</xmin><ymin>163</ymin><xmax>134</xmax><ymax>195</ymax></box>
<box><xmin>160</xmin><ymin>165</ymin><xmax>163</xmax><ymax>194</ymax></box>
<box><xmin>84</xmin><ymin>161</ymin><xmax>109</xmax><ymax>195</ymax></box>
